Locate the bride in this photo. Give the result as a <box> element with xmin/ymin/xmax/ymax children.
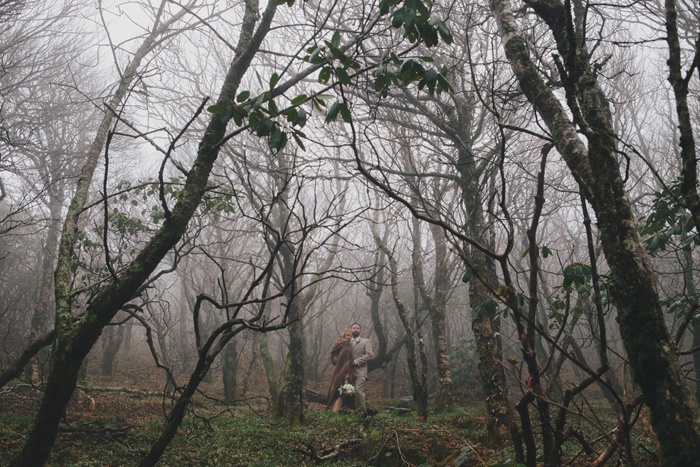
<box><xmin>326</xmin><ymin>329</ymin><xmax>354</xmax><ymax>411</ymax></box>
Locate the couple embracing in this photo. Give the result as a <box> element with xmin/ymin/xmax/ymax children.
<box><xmin>326</xmin><ymin>323</ymin><xmax>373</xmax><ymax>414</ymax></box>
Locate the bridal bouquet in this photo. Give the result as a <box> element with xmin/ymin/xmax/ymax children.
<box><xmin>338</xmin><ymin>382</ymin><xmax>355</xmax><ymax>397</ymax></box>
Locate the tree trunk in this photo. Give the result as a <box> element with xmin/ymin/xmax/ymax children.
<box><xmin>9</xmin><ymin>0</ymin><xmax>275</xmax><ymax>463</ymax></box>
<box><xmin>240</xmin><ymin>331</ymin><xmax>259</xmax><ymax>398</ymax></box>
<box><xmin>680</xmin><ymin>229</ymin><xmax>700</xmax><ymax>405</ymax></box>
<box><xmin>306</xmin><ymin>315</ymin><xmax>322</xmax><ymax>382</ymax></box>
<box><xmin>384</xmin><ymin>240</ymin><xmax>429</xmax><ymax>420</ymax></box>
<box><xmin>100</xmin><ymin>324</ymin><xmax>125</xmax><ymax>377</ymax></box>
<box><xmin>27</xmin><ymin>179</ymin><xmax>63</xmax><ymax>383</ymax></box>
<box><xmin>275</xmin><ymin>299</ymin><xmax>305</xmax><ymax>425</ymax></box>
<box><xmin>0</xmin><ymin>330</ymin><xmax>55</xmax><ymax>390</ymax></box>
<box><xmin>367</xmin><ymin>216</ymin><xmax>404</xmax><ymax>374</ymax></box>
<box><xmin>425</xmin><ymin>223</ymin><xmax>453</xmax><ymax>412</ymax></box>
<box><xmin>269</xmin><ymin>155</ymin><xmax>306</xmax><ymax>425</ymax></box>
<box><xmin>490</xmin><ymin>1</ymin><xmax>700</xmax><ymax>462</ymax></box>
<box><xmin>693</xmin><ymin>322</ymin><xmax>700</xmax><ymax>405</ymax></box>
<box><xmin>388</xmin><ymin>348</ymin><xmax>398</xmax><ymax>398</ymax></box>
<box><xmin>665</xmin><ymin>0</ymin><xmax>700</xmax><ymax>235</ymax></box>
<box><xmin>462</xmin><ymin>177</ymin><xmax>516</xmax><ymax>445</ymax></box>
<box><xmin>178</xmin><ymin>273</ymin><xmax>194</xmax><ymax>372</ymax></box>
<box><xmin>259</xmin><ymin>323</ymin><xmax>279</xmax><ymax>403</ymax></box>
<box><xmin>222</xmin><ymin>337</ymin><xmax>238</xmax><ymax>403</ymax></box>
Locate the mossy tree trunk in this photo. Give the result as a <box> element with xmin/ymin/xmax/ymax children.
<box><xmin>396</xmin><ymin>144</ymin><xmax>453</xmax><ymax>413</ymax></box>
<box><xmin>269</xmin><ymin>156</ymin><xmax>344</xmax><ymax>425</ymax></box>
<box><xmin>8</xmin><ymin>0</ymin><xmax>274</xmax><ymax>463</ymax></box>
<box><xmin>490</xmin><ymin>0</ymin><xmax>700</xmax><ymax>463</ymax></box>
<box><xmin>268</xmin><ymin>166</ymin><xmax>307</xmax><ymax>425</ymax></box>
<box><xmin>258</xmin><ymin>297</ymin><xmax>279</xmax><ymax>402</ymax></box>
<box><xmin>457</xmin><ymin>145</ymin><xmax>518</xmax><ymax>447</ymax></box>
<box><xmin>665</xmin><ymin>0</ymin><xmax>700</xmax><ymax>235</ymax></box>
<box><xmin>666</xmin><ymin>0</ymin><xmax>700</xmax><ymax>411</ymax></box>
<box><xmin>412</xmin><ymin>217</ymin><xmax>453</xmax><ymax>413</ymax></box>
<box><xmin>391</xmin><ymin>86</ymin><xmax>516</xmax><ymax>440</ymax></box>
<box><xmin>275</xmin><ymin>299</ymin><xmax>306</xmax><ymax>425</ymax></box>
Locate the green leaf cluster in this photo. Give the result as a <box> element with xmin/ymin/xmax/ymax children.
<box><xmin>372</xmin><ymin>0</ymin><xmax>454</xmax><ymax>96</ymax></box>
<box><xmin>108</xmin><ymin>210</ymin><xmax>149</xmax><ymax>236</ymax></box>
<box><xmin>544</xmin><ymin>262</ymin><xmax>611</xmax><ymax>328</ymax></box>
<box><xmin>639</xmin><ymin>180</ymin><xmax>699</xmax><ymax>254</ymax></box>
<box><xmin>324</xmin><ymin>101</ymin><xmax>352</xmax><ymax>123</ymax></box>
<box><xmin>380</xmin><ymin>0</ymin><xmax>452</xmax><ymax>47</ymax></box>
<box><xmin>461</xmin><ymin>265</ymin><xmax>486</xmax><ymax>284</ymax></box>
<box><xmin>562</xmin><ymin>262</ymin><xmax>592</xmax><ymax>289</ymax></box>
<box><xmin>304</xmin><ymin>31</ymin><xmax>360</xmax><ymax>90</ymax></box>
<box><xmin>203</xmin><ymin>187</ymin><xmax>237</xmax><ymax>222</ymax></box>
<box><xmin>521</xmin><ymin>244</ymin><xmax>553</xmax><ymax>259</ymax></box>
<box><xmin>373</xmin><ymin>58</ymin><xmax>452</xmax><ymax>97</ymax></box>
<box><xmin>660</xmin><ymin>295</ymin><xmax>697</xmax><ymax>319</ymax></box>
<box><xmin>301</xmin><ymin>32</ymin><xmax>364</xmax><ymax>124</ymax></box>
<box><xmin>305</xmin><ymin>31</ymin><xmax>361</xmax><ymax>69</ymax></box>
<box><xmin>474</xmin><ymin>298</ymin><xmax>498</xmax><ymax>319</ymax></box>
<box><xmin>208</xmin><ymin>0</ymin><xmax>456</xmax><ymax>144</ymax></box>
<box><xmin>207</xmin><ymin>82</ymin><xmax>309</xmax><ymax>152</ymax></box>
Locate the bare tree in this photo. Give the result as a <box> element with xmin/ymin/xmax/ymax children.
<box><xmin>489</xmin><ymin>0</ymin><xmax>700</xmax><ymax>462</ymax></box>
<box><xmin>372</xmin><ymin>212</ymin><xmax>430</xmax><ymax>420</ymax></box>
<box><xmin>8</xmin><ymin>0</ymin><xmax>279</xmax><ymax>463</ymax></box>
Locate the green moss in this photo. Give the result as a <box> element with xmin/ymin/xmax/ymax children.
<box><xmin>0</xmin><ymin>396</ymin><xmax>663</xmax><ymax>465</ymax></box>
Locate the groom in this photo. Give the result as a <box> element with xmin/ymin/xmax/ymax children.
<box><xmin>350</xmin><ymin>322</ymin><xmax>373</xmax><ymax>414</ymax></box>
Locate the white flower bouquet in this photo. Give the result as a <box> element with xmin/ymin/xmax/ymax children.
<box><xmin>338</xmin><ymin>382</ymin><xmax>356</xmax><ymax>397</ymax></box>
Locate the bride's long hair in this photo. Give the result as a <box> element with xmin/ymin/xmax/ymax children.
<box><xmin>334</xmin><ymin>329</ymin><xmax>352</xmax><ymax>346</ymax></box>
<box><xmin>332</xmin><ymin>329</ymin><xmax>352</xmax><ymax>354</ymax></box>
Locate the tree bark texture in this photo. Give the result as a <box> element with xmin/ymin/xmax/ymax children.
<box><xmin>223</xmin><ymin>336</ymin><xmax>239</xmax><ymax>403</ymax></box>
<box><xmin>27</xmin><ymin>174</ymin><xmax>63</xmax><ymax>383</ymax></box>
<box><xmin>490</xmin><ymin>1</ymin><xmax>700</xmax><ymax>464</ymax></box>
<box><xmin>100</xmin><ymin>324</ymin><xmax>125</xmax><ymax>377</ymax></box>
<box><xmin>410</xmin><ymin>213</ymin><xmax>453</xmax><ymax>414</ymax></box>
<box><xmin>268</xmin><ymin>153</ymin><xmax>343</xmax><ymax>423</ymax></box>
<box><xmin>0</xmin><ymin>330</ymin><xmax>55</xmax><ymax>390</ymax></box>
<box><xmin>367</xmin><ymin>247</ymin><xmax>389</xmax><ymax>371</ymax></box>
<box><xmin>9</xmin><ymin>0</ymin><xmax>275</xmax><ymax>464</ymax></box>
<box><xmin>459</xmin><ymin>146</ymin><xmax>516</xmax><ymax>446</ymax></box>
<box><xmin>259</xmin><ymin>317</ymin><xmax>279</xmax><ymax>402</ymax></box>
<box><xmin>275</xmin><ymin>300</ymin><xmax>306</xmax><ymax>426</ymax></box>
<box><xmin>680</xmin><ymin>228</ymin><xmax>700</xmax><ymax>405</ymax></box>
<box><xmin>270</xmin><ymin>206</ymin><xmax>304</xmax><ymax>424</ymax></box>
<box><xmin>380</xmin><ymin>236</ymin><xmax>429</xmax><ymax>420</ymax></box>
<box><xmin>271</xmin><ymin>171</ymin><xmax>306</xmax><ymax>425</ymax></box>
<box><xmin>665</xmin><ymin>0</ymin><xmax>700</xmax><ymax>235</ymax></box>
<box><xmin>425</xmin><ymin>223</ymin><xmax>453</xmax><ymax>412</ymax></box>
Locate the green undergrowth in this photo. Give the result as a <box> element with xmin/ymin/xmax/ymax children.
<box><xmin>0</xmin><ymin>395</ymin><xmax>502</xmax><ymax>466</ymax></box>
<box><xmin>0</xmin><ymin>392</ymin><xmax>659</xmax><ymax>466</ymax></box>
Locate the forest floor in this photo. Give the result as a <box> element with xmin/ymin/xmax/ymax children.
<box><xmin>0</xmin><ymin>381</ymin><xmax>659</xmax><ymax>466</ymax></box>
